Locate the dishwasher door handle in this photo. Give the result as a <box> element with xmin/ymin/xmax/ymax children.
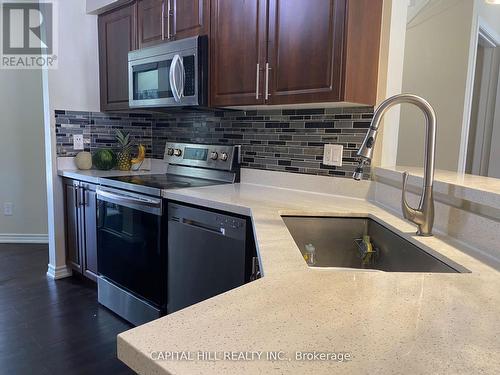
<box><xmin>180</xmin><ymin>219</ymin><xmax>225</xmax><ymax>236</ymax></box>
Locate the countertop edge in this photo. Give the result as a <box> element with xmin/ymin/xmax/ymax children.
<box><xmin>116</xmin><ymin>183</ymin><xmax>500</xmax><ymax>375</ymax></box>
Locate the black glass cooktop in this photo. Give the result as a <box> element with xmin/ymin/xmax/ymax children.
<box><xmin>101</xmin><ymin>173</ymin><xmax>225</xmax><ymax>196</ymax></box>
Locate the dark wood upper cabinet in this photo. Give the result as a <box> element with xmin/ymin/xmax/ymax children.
<box><xmin>267</xmin><ymin>0</ymin><xmax>345</xmax><ymax>105</ymax></box>
<box><xmin>137</xmin><ymin>0</ymin><xmax>165</xmax><ymax>48</ymax></box>
<box><xmin>137</xmin><ymin>0</ymin><xmax>209</xmax><ymax>49</ymax></box>
<box><xmin>341</xmin><ymin>0</ymin><xmax>384</xmax><ymax>105</ymax></box>
<box><xmin>99</xmin><ymin>0</ymin><xmax>382</xmax><ymax>110</ymax></box>
<box><xmin>210</xmin><ymin>0</ymin><xmax>268</xmax><ymax>106</ymax></box>
<box><xmin>172</xmin><ymin>0</ymin><xmax>210</xmax><ymax>40</ymax></box>
<box><xmin>98</xmin><ymin>3</ymin><xmax>137</xmax><ymax>111</ymax></box>
<box><xmin>211</xmin><ymin>0</ymin><xmax>383</xmax><ymax>107</ymax></box>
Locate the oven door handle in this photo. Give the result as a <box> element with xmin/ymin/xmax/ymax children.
<box><xmin>96</xmin><ymin>188</ymin><xmax>162</xmax><ymax>216</ymax></box>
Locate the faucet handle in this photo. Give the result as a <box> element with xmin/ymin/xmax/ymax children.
<box><xmin>401</xmin><ymin>171</ymin><xmax>421</xmax><ymax>222</ymax></box>
<box><xmin>402</xmin><ymin>171</ymin><xmax>410</xmax><ymax>192</ymax></box>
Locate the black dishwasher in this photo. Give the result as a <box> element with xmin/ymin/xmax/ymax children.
<box><xmin>167</xmin><ymin>202</ymin><xmax>256</xmax><ymax>313</ymax></box>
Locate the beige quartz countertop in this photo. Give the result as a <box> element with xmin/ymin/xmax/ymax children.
<box><xmin>117</xmin><ymin>183</ymin><xmax>500</xmax><ymax>375</ymax></box>
<box><xmin>374</xmin><ymin>166</ymin><xmax>500</xmax><ymax>210</ymax></box>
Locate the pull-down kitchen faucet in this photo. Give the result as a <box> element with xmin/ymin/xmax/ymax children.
<box><xmin>353</xmin><ymin>94</ymin><xmax>437</xmax><ymax>236</ymax></box>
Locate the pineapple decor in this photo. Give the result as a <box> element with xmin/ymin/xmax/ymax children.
<box><xmin>115</xmin><ymin>130</ymin><xmax>133</xmax><ymax>171</ymax></box>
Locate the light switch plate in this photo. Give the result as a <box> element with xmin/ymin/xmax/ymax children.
<box><xmin>323</xmin><ymin>144</ymin><xmax>343</xmax><ymax>166</ymax></box>
<box><xmin>3</xmin><ymin>202</ymin><xmax>13</xmax><ymax>216</ymax></box>
<box><xmin>73</xmin><ymin>134</ymin><xmax>84</xmax><ymax>151</ymax></box>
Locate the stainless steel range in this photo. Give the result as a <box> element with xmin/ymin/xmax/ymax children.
<box><xmin>100</xmin><ymin>142</ymin><xmax>241</xmax><ymax>196</ymax></box>
<box><xmin>95</xmin><ymin>143</ymin><xmax>242</xmax><ymax>326</ymax></box>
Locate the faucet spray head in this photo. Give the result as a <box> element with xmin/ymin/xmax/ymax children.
<box><xmin>353</xmin><ymin>159</ymin><xmax>369</xmax><ymax>181</ymax></box>
<box><xmin>353</xmin><ymin>122</ymin><xmax>378</xmax><ymax>181</ymax></box>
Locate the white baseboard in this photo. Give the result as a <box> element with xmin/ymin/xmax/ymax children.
<box><xmin>0</xmin><ymin>233</ymin><xmax>49</xmax><ymax>244</ymax></box>
<box><xmin>46</xmin><ymin>264</ymin><xmax>73</xmax><ymax>279</ymax></box>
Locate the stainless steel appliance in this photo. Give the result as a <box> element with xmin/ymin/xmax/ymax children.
<box><xmin>96</xmin><ymin>143</ymin><xmax>241</xmax><ymax>326</ymax></box>
<box><xmin>128</xmin><ymin>36</ymin><xmax>208</xmax><ymax>108</ymax></box>
<box><xmin>167</xmin><ymin>203</ymin><xmax>248</xmax><ymax>313</ymax></box>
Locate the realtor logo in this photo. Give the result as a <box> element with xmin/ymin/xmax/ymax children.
<box><xmin>1</xmin><ymin>1</ymin><xmax>58</xmax><ymax>69</ymax></box>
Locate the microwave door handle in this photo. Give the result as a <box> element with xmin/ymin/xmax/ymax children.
<box><xmin>177</xmin><ymin>55</ymin><xmax>185</xmax><ymax>99</ymax></box>
<box><xmin>169</xmin><ymin>54</ymin><xmax>182</xmax><ymax>102</ymax></box>
<box><xmin>173</xmin><ymin>54</ymin><xmax>185</xmax><ymax>100</ymax></box>
<box><xmin>170</xmin><ymin>55</ymin><xmax>184</xmax><ymax>102</ymax></box>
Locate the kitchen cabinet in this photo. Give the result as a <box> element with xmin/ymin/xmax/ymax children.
<box><xmin>137</xmin><ymin>0</ymin><xmax>165</xmax><ymax>48</ymax></box>
<box><xmin>137</xmin><ymin>0</ymin><xmax>210</xmax><ymax>48</ymax></box>
<box><xmin>210</xmin><ymin>0</ymin><xmax>267</xmax><ymax>106</ymax></box>
<box><xmin>266</xmin><ymin>0</ymin><xmax>344</xmax><ymax>105</ymax></box>
<box><xmin>65</xmin><ymin>181</ymin><xmax>81</xmax><ymax>273</ymax></box>
<box><xmin>171</xmin><ymin>0</ymin><xmax>210</xmax><ymax>40</ymax></box>
<box><xmin>98</xmin><ymin>2</ymin><xmax>137</xmax><ymax>111</ymax></box>
<box><xmin>64</xmin><ymin>179</ymin><xmax>98</xmax><ymax>282</ymax></box>
<box><xmin>99</xmin><ymin>0</ymin><xmax>209</xmax><ymax>111</ymax></box>
<box><xmin>210</xmin><ymin>0</ymin><xmax>383</xmax><ymax>107</ymax></box>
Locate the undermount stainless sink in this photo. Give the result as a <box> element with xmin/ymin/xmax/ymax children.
<box><xmin>282</xmin><ymin>216</ymin><xmax>469</xmax><ymax>273</ymax></box>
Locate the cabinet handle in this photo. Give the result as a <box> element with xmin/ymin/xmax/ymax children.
<box><xmin>161</xmin><ymin>0</ymin><xmax>165</xmax><ymax>40</ymax></box>
<box><xmin>78</xmin><ymin>187</ymin><xmax>85</xmax><ymax>207</ymax></box>
<box><xmin>265</xmin><ymin>63</ymin><xmax>271</xmax><ymax>100</ymax></box>
<box><xmin>74</xmin><ymin>186</ymin><xmax>79</xmax><ymax>208</ymax></box>
<box><xmin>167</xmin><ymin>0</ymin><xmax>172</xmax><ymax>40</ymax></box>
<box><xmin>255</xmin><ymin>63</ymin><xmax>260</xmax><ymax>99</ymax></box>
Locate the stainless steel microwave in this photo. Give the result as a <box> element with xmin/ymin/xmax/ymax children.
<box><xmin>128</xmin><ymin>36</ymin><xmax>208</xmax><ymax>108</ymax></box>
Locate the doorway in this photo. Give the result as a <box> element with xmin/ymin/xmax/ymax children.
<box><xmin>466</xmin><ymin>31</ymin><xmax>500</xmax><ymax>178</ymax></box>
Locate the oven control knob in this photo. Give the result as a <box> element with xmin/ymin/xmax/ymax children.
<box><xmin>220</xmin><ymin>152</ymin><xmax>229</xmax><ymax>161</ymax></box>
<box><xmin>210</xmin><ymin>151</ymin><xmax>218</xmax><ymax>160</ymax></box>
<box><xmin>174</xmin><ymin>149</ymin><xmax>182</xmax><ymax>157</ymax></box>
<box><xmin>167</xmin><ymin>148</ymin><xmax>174</xmax><ymax>156</ymax></box>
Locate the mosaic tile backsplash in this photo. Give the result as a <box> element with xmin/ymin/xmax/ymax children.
<box><xmin>55</xmin><ymin>106</ymin><xmax>373</xmax><ymax>178</ymax></box>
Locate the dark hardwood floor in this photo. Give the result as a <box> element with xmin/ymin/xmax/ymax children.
<box><xmin>0</xmin><ymin>244</ymin><xmax>135</xmax><ymax>375</ymax></box>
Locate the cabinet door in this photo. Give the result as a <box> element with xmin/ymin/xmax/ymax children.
<box><xmin>138</xmin><ymin>0</ymin><xmax>165</xmax><ymax>48</ymax></box>
<box><xmin>83</xmin><ymin>189</ymin><xmax>98</xmax><ymax>281</ymax></box>
<box><xmin>210</xmin><ymin>0</ymin><xmax>267</xmax><ymax>106</ymax></box>
<box><xmin>65</xmin><ymin>183</ymin><xmax>82</xmax><ymax>272</ymax></box>
<box><xmin>98</xmin><ymin>3</ymin><xmax>137</xmax><ymax>111</ymax></box>
<box><xmin>267</xmin><ymin>0</ymin><xmax>345</xmax><ymax>105</ymax></box>
<box><xmin>172</xmin><ymin>0</ymin><xmax>209</xmax><ymax>40</ymax></box>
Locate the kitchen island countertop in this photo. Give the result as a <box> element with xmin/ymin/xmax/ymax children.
<box><xmin>117</xmin><ymin>182</ymin><xmax>500</xmax><ymax>375</ymax></box>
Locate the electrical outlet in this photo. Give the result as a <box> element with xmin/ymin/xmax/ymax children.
<box><xmin>73</xmin><ymin>134</ymin><xmax>84</xmax><ymax>151</ymax></box>
<box><xmin>323</xmin><ymin>144</ymin><xmax>343</xmax><ymax>166</ymax></box>
<box><xmin>3</xmin><ymin>202</ymin><xmax>13</xmax><ymax>216</ymax></box>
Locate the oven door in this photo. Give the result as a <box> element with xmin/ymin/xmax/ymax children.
<box><xmin>128</xmin><ymin>47</ymin><xmax>199</xmax><ymax>108</ymax></box>
<box><xmin>96</xmin><ymin>187</ymin><xmax>165</xmax><ymax>308</ymax></box>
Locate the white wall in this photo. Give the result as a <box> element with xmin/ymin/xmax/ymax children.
<box><xmin>372</xmin><ymin>0</ymin><xmax>408</xmax><ymax>168</ymax></box>
<box><xmin>49</xmin><ymin>1</ymin><xmax>100</xmax><ymax>112</ymax></box>
<box><xmin>474</xmin><ymin>0</ymin><xmax>500</xmax><ymax>178</ymax></box>
<box><xmin>396</xmin><ymin>0</ymin><xmax>474</xmax><ymax>171</ymax></box>
<box><xmin>396</xmin><ymin>0</ymin><xmax>500</xmax><ymax>172</ymax></box>
<box><xmin>488</xmin><ymin>77</ymin><xmax>500</xmax><ymax>177</ymax></box>
<box><xmin>0</xmin><ymin>69</ymin><xmax>47</xmax><ymax>242</ymax></box>
<box><xmin>44</xmin><ymin>0</ymin><xmax>100</xmax><ymax>278</ymax></box>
